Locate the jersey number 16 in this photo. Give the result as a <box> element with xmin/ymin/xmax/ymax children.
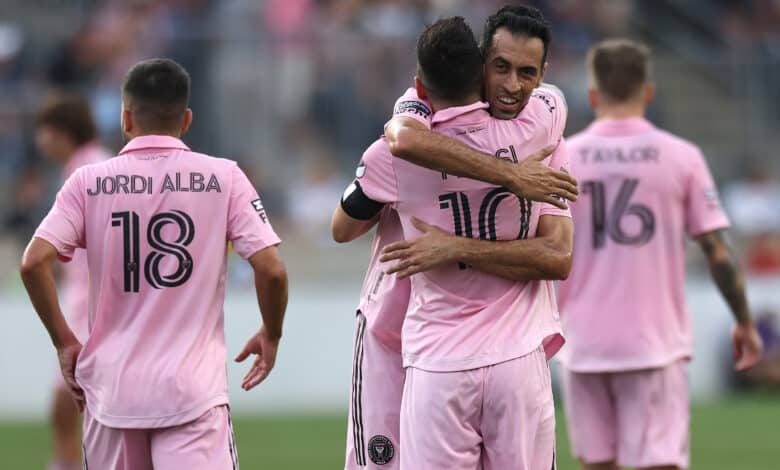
<box><xmin>582</xmin><ymin>178</ymin><xmax>655</xmax><ymax>249</ymax></box>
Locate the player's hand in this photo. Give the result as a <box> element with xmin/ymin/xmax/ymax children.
<box><xmin>509</xmin><ymin>144</ymin><xmax>578</xmax><ymax>209</ymax></box>
<box><xmin>57</xmin><ymin>341</ymin><xmax>85</xmax><ymax>412</ymax></box>
<box><xmin>235</xmin><ymin>326</ymin><xmax>280</xmax><ymax>390</ymax></box>
<box><xmin>380</xmin><ymin>217</ymin><xmax>455</xmax><ymax>278</ymax></box>
<box><xmin>733</xmin><ymin>323</ymin><xmax>763</xmax><ymax>371</ymax></box>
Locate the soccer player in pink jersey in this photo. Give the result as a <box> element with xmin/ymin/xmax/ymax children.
<box><xmin>334</xmin><ymin>17</ymin><xmax>573</xmax><ymax>470</ymax></box>
<box><xmin>339</xmin><ymin>87</ymin><xmax>566</xmax><ymax>469</ymax></box>
<box><xmin>558</xmin><ymin>39</ymin><xmax>763</xmax><ymax>470</ymax></box>
<box><xmin>34</xmin><ymin>95</ymin><xmax>113</xmax><ymax>470</ymax></box>
<box><xmin>20</xmin><ymin>58</ymin><xmax>288</xmax><ymax>469</ymax></box>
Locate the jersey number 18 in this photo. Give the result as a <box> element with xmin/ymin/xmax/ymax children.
<box><xmin>111</xmin><ymin>210</ymin><xmax>195</xmax><ymax>292</ymax></box>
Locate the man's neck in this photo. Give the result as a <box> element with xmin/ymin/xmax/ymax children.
<box><xmin>595</xmin><ymin>102</ymin><xmax>646</xmax><ymax>120</ymax></box>
<box><xmin>127</xmin><ymin>131</ymin><xmax>182</xmax><ymax>140</ymax></box>
<box><xmin>430</xmin><ymin>93</ymin><xmax>482</xmax><ymax>112</ymax></box>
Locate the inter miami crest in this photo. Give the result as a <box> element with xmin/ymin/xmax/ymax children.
<box><xmin>367</xmin><ymin>435</ymin><xmax>395</xmax><ymax>465</ymax></box>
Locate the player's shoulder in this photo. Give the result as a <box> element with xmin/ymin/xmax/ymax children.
<box><xmin>363</xmin><ymin>136</ymin><xmax>393</xmax><ymax>160</ymax></box>
<box><xmin>565</xmin><ymin>128</ymin><xmax>589</xmax><ymax>147</ymax></box>
<box><xmin>650</xmin><ymin>126</ymin><xmax>705</xmax><ymax>163</ymax></box>
<box><xmin>533</xmin><ymin>83</ymin><xmax>567</xmax><ymax>108</ymax></box>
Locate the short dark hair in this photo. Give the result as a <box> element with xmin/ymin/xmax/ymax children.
<box><xmin>417</xmin><ymin>17</ymin><xmax>483</xmax><ymax>102</ymax></box>
<box><xmin>587</xmin><ymin>39</ymin><xmax>651</xmax><ymax>103</ymax></box>
<box><xmin>121</xmin><ymin>58</ymin><xmax>190</xmax><ymax>132</ymax></box>
<box><xmin>36</xmin><ymin>95</ymin><xmax>97</xmax><ymax>146</ymax></box>
<box><xmin>482</xmin><ymin>5</ymin><xmax>552</xmax><ymax>66</ymax></box>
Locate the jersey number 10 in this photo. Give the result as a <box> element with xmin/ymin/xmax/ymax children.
<box><xmin>582</xmin><ymin>178</ymin><xmax>655</xmax><ymax>249</ymax></box>
<box><xmin>111</xmin><ymin>210</ymin><xmax>195</xmax><ymax>292</ymax></box>
<box><xmin>439</xmin><ymin>188</ymin><xmax>532</xmax><ymax>269</ymax></box>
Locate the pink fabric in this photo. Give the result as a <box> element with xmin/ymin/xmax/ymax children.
<box><xmin>35</xmin><ymin>135</ymin><xmax>280</xmax><ymax>428</ymax></box>
<box><xmin>561</xmin><ymin>361</ymin><xmax>690</xmax><ymax>468</ymax></box>
<box><xmin>345</xmin><ymin>313</ymin><xmax>403</xmax><ymax>470</ymax></box>
<box><xmin>355</xmin><ymin>207</ymin><xmax>410</xmax><ymax>352</ymax></box>
<box><xmin>61</xmin><ymin>142</ymin><xmax>113</xmax><ymax>343</ymax></box>
<box><xmin>355</xmin><ymin>100</ymin><xmax>569</xmax><ymax>372</ymax></box>
<box><xmin>82</xmin><ymin>405</ymin><xmax>237</xmax><ymax>470</ymax></box>
<box><xmin>558</xmin><ymin>118</ymin><xmax>731</xmax><ymax>372</ymax></box>
<box><xmin>400</xmin><ymin>349</ymin><xmax>555</xmax><ymax>470</ymax></box>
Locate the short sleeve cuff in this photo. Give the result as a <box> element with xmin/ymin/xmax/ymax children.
<box><xmin>687</xmin><ymin>219</ymin><xmax>731</xmax><ymax>238</ymax></box>
<box><xmin>32</xmin><ymin>231</ymin><xmax>75</xmax><ymax>262</ymax></box>
<box><xmin>233</xmin><ymin>235</ymin><xmax>282</xmax><ymax>260</ymax></box>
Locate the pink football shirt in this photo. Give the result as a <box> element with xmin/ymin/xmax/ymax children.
<box><xmin>35</xmin><ymin>135</ymin><xmax>281</xmax><ymax>428</ymax></box>
<box><xmin>353</xmin><ymin>100</ymin><xmax>570</xmax><ymax>372</ymax></box>
<box><xmin>352</xmin><ymin>87</ymin><xmax>436</xmax><ymax>351</ymax></box>
<box><xmin>558</xmin><ymin>117</ymin><xmax>730</xmax><ymax>372</ymax></box>
<box><xmin>60</xmin><ymin>142</ymin><xmax>112</xmax><ymax>343</ymax></box>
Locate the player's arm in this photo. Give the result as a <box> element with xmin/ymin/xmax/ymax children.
<box><xmin>235</xmin><ymin>245</ymin><xmax>288</xmax><ymax>390</ymax></box>
<box><xmin>696</xmin><ymin>230</ymin><xmax>763</xmax><ymax>370</ymax></box>
<box><xmin>20</xmin><ymin>237</ymin><xmax>85</xmax><ymax>408</ymax></box>
<box><xmin>332</xmin><ymin>142</ymin><xmax>396</xmax><ymax>243</ymax></box>
<box><xmin>20</xmin><ymin>238</ymin><xmax>79</xmax><ymax>349</ymax></box>
<box><xmin>331</xmin><ymin>184</ymin><xmax>381</xmax><ymax>243</ymax></box>
<box><xmin>385</xmin><ymin>118</ymin><xmax>576</xmax><ymax>209</ymax></box>
<box><xmin>381</xmin><ymin>215</ymin><xmax>573</xmax><ymax>281</ymax></box>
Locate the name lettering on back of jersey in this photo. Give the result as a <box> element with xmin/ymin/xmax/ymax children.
<box><xmin>87</xmin><ymin>172</ymin><xmax>222</xmax><ymax>196</ymax></box>
<box><xmin>441</xmin><ymin>144</ymin><xmax>522</xmax><ymax>180</ymax></box>
<box><xmin>579</xmin><ymin>146</ymin><xmax>659</xmax><ymax>164</ymax></box>
<box><xmin>251</xmin><ymin>198</ymin><xmax>268</xmax><ymax>222</ymax></box>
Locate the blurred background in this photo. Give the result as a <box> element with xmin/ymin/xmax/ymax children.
<box><xmin>0</xmin><ymin>0</ymin><xmax>779</xmax><ymax>468</ymax></box>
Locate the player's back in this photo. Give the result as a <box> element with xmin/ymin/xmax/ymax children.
<box><xmin>40</xmin><ymin>135</ymin><xmax>280</xmax><ymax>428</ymax></box>
<box><xmin>559</xmin><ymin>117</ymin><xmax>730</xmax><ymax>372</ymax></box>
<box><xmin>387</xmin><ymin>102</ymin><xmax>569</xmax><ymax>371</ymax></box>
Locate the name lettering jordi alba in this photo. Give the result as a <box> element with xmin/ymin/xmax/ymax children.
<box><xmin>87</xmin><ymin>172</ymin><xmax>222</xmax><ymax>196</ymax></box>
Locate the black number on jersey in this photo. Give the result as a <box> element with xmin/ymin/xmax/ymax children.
<box><xmin>582</xmin><ymin>178</ymin><xmax>655</xmax><ymax>249</ymax></box>
<box><xmin>111</xmin><ymin>210</ymin><xmax>195</xmax><ymax>292</ymax></box>
<box><xmin>439</xmin><ymin>189</ymin><xmax>531</xmax><ymax>269</ymax></box>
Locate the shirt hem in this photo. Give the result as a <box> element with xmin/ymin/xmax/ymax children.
<box><xmin>84</xmin><ymin>394</ymin><xmax>230</xmax><ymax>429</ymax></box>
<box><xmin>557</xmin><ymin>350</ymin><xmax>692</xmax><ymax>373</ymax></box>
<box><xmin>402</xmin><ymin>326</ymin><xmax>562</xmax><ymax>372</ymax></box>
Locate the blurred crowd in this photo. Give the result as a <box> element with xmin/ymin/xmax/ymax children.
<box><xmin>0</xmin><ymin>0</ymin><xmax>779</xmax><ymax>287</ymax></box>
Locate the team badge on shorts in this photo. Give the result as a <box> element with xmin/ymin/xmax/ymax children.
<box><xmin>367</xmin><ymin>435</ymin><xmax>395</xmax><ymax>465</ymax></box>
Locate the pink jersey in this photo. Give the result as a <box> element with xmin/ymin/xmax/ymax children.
<box><xmin>60</xmin><ymin>142</ymin><xmax>112</xmax><ymax>343</ymax></box>
<box><xmin>558</xmin><ymin>117</ymin><xmax>730</xmax><ymax>372</ymax></box>
<box><xmin>35</xmin><ymin>135</ymin><xmax>280</xmax><ymax>428</ymax></box>
<box><xmin>356</xmin><ymin>207</ymin><xmax>411</xmax><ymax>352</ymax></box>
<box><xmin>354</xmin><ymin>100</ymin><xmax>570</xmax><ymax>372</ymax></box>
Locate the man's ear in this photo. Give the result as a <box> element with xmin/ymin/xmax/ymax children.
<box><xmin>644</xmin><ymin>82</ymin><xmax>655</xmax><ymax>106</ymax></box>
<box><xmin>414</xmin><ymin>76</ymin><xmax>428</xmax><ymax>101</ymax></box>
<box><xmin>181</xmin><ymin>109</ymin><xmax>193</xmax><ymax>134</ymax></box>
<box><xmin>122</xmin><ymin>107</ymin><xmax>133</xmax><ymax>135</ymax></box>
<box><xmin>537</xmin><ymin>61</ymin><xmax>549</xmax><ymax>87</ymax></box>
<box><xmin>588</xmin><ymin>87</ymin><xmax>599</xmax><ymax>110</ymax></box>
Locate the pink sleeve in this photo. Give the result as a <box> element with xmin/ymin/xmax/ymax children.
<box><xmin>685</xmin><ymin>149</ymin><xmax>730</xmax><ymax>237</ymax></box>
<box><xmin>355</xmin><ymin>139</ymin><xmax>399</xmax><ymax>204</ymax></box>
<box><xmin>539</xmin><ymin>139</ymin><xmax>572</xmax><ymax>218</ymax></box>
<box><xmin>387</xmin><ymin>87</ymin><xmax>433</xmax><ymax>129</ymax></box>
<box><xmin>227</xmin><ymin>164</ymin><xmax>282</xmax><ymax>259</ymax></box>
<box><xmin>34</xmin><ymin>169</ymin><xmax>86</xmax><ymax>262</ymax></box>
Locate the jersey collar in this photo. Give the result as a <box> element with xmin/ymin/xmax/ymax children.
<box><xmin>587</xmin><ymin>117</ymin><xmax>655</xmax><ymax>136</ymax></box>
<box><xmin>431</xmin><ymin>101</ymin><xmax>490</xmax><ymax>126</ymax></box>
<box><xmin>118</xmin><ymin>135</ymin><xmax>190</xmax><ymax>155</ymax></box>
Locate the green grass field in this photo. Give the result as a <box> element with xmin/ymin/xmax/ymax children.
<box><xmin>1</xmin><ymin>393</ymin><xmax>778</xmax><ymax>469</ymax></box>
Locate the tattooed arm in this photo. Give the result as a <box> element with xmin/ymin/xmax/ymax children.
<box><xmin>696</xmin><ymin>230</ymin><xmax>763</xmax><ymax>369</ymax></box>
<box><xmin>696</xmin><ymin>230</ymin><xmax>751</xmax><ymax>324</ymax></box>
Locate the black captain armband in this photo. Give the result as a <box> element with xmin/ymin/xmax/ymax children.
<box><xmin>341</xmin><ymin>180</ymin><xmax>385</xmax><ymax>220</ymax></box>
